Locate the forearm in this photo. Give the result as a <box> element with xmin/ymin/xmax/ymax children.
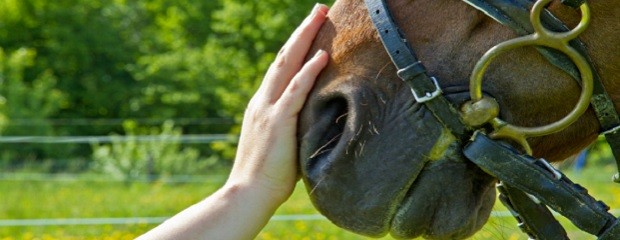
<box><xmin>137</xmin><ymin>182</ymin><xmax>281</xmax><ymax>240</ymax></box>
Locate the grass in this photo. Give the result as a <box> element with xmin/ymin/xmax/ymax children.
<box><xmin>1</xmin><ymin>165</ymin><xmax>619</xmax><ymax>239</ymax></box>
<box><xmin>0</xmin><ymin>175</ymin><xmax>224</xmax><ymax>239</ymax></box>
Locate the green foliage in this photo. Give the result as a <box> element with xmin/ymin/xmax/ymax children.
<box><xmin>0</xmin><ymin>0</ymin><xmax>334</xmax><ymax>170</ymax></box>
<box><xmin>91</xmin><ymin>121</ymin><xmax>217</xmax><ymax>182</ymax></box>
<box><xmin>581</xmin><ymin>136</ymin><xmax>617</xmax><ymax>167</ymax></box>
<box><xmin>0</xmin><ymin>47</ymin><xmax>67</xmax><ymax>162</ymax></box>
<box><xmin>0</xmin><ymin>0</ymin><xmax>147</xmax><ymax>162</ymax></box>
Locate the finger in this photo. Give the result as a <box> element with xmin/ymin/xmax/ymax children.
<box><xmin>277</xmin><ymin>49</ymin><xmax>329</xmax><ymax>115</ymax></box>
<box><xmin>280</xmin><ymin>3</ymin><xmax>329</xmax><ymax>70</ymax></box>
<box><xmin>260</xmin><ymin>4</ymin><xmax>329</xmax><ymax>101</ymax></box>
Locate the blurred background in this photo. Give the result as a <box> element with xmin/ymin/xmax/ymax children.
<box><xmin>0</xmin><ymin>0</ymin><xmax>618</xmax><ymax>239</ymax></box>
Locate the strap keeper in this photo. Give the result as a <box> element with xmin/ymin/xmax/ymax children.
<box><xmin>536</xmin><ymin>158</ymin><xmax>563</xmax><ymax>180</ymax></box>
<box><xmin>602</xmin><ymin>125</ymin><xmax>620</xmax><ymax>135</ymax></box>
<box><xmin>396</xmin><ymin>61</ymin><xmax>426</xmax><ymax>80</ymax></box>
<box><xmin>601</xmin><ymin>125</ymin><xmax>620</xmax><ymax>183</ymax></box>
<box><xmin>598</xmin><ymin>218</ymin><xmax>620</xmax><ymax>239</ymax></box>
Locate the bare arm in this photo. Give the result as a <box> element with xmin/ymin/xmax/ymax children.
<box><xmin>137</xmin><ymin>3</ymin><xmax>329</xmax><ymax>240</ymax></box>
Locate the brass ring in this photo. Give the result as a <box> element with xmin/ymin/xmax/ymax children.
<box><xmin>530</xmin><ymin>0</ymin><xmax>591</xmax><ymax>41</ymax></box>
<box><xmin>466</xmin><ymin>0</ymin><xmax>593</xmax><ymax>154</ymax></box>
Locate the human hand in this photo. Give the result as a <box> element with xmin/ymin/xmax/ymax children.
<box><xmin>227</xmin><ymin>3</ymin><xmax>329</xmax><ymax>205</ymax></box>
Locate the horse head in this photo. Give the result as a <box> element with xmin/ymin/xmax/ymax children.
<box><xmin>298</xmin><ymin>0</ymin><xmax>619</xmax><ymax>238</ymax></box>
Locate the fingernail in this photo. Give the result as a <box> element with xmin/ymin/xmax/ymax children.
<box><xmin>312</xmin><ymin>3</ymin><xmax>320</xmax><ymax>12</ymax></box>
<box><xmin>313</xmin><ymin>49</ymin><xmax>325</xmax><ymax>58</ymax></box>
<box><xmin>309</xmin><ymin>3</ymin><xmax>319</xmax><ymax>17</ymax></box>
<box><xmin>317</xmin><ymin>3</ymin><xmax>329</xmax><ymax>15</ymax></box>
<box><xmin>311</xmin><ymin>3</ymin><xmax>328</xmax><ymax>16</ymax></box>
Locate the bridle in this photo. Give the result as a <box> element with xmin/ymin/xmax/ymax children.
<box><xmin>364</xmin><ymin>0</ymin><xmax>620</xmax><ymax>239</ymax></box>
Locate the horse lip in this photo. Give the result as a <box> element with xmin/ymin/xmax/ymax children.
<box><xmin>386</xmin><ymin>168</ymin><xmax>433</xmax><ymax>238</ymax></box>
<box><xmin>387</xmin><ymin>158</ymin><xmax>498</xmax><ymax>239</ymax></box>
<box><xmin>385</xmin><ymin>164</ymin><xmax>429</xmax><ymax>237</ymax></box>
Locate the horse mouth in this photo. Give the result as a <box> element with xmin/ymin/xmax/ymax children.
<box><xmin>388</xmin><ymin>159</ymin><xmax>497</xmax><ymax>239</ymax></box>
<box><xmin>299</xmin><ymin>90</ymin><xmax>496</xmax><ymax>239</ymax></box>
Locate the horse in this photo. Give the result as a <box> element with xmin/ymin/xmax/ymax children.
<box><xmin>297</xmin><ymin>0</ymin><xmax>619</xmax><ymax>239</ymax></box>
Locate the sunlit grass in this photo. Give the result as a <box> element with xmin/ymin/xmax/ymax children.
<box><xmin>0</xmin><ymin>176</ymin><xmax>222</xmax><ymax>238</ymax></box>
<box><xmin>1</xmin><ymin>165</ymin><xmax>618</xmax><ymax>239</ymax></box>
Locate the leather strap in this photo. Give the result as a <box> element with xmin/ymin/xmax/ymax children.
<box><xmin>604</xmin><ymin>129</ymin><xmax>620</xmax><ymax>182</ymax></box>
<box><xmin>562</xmin><ymin>0</ymin><xmax>586</xmax><ymax>8</ymax></box>
<box><xmin>464</xmin><ymin>132</ymin><xmax>620</xmax><ymax>237</ymax></box>
<box><xmin>497</xmin><ymin>183</ymin><xmax>569</xmax><ymax>239</ymax></box>
<box><xmin>600</xmin><ymin>220</ymin><xmax>620</xmax><ymax>240</ymax></box>
<box><xmin>364</xmin><ymin>0</ymin><xmax>471</xmax><ymax>140</ymax></box>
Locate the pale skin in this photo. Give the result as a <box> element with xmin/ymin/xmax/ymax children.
<box><xmin>137</xmin><ymin>3</ymin><xmax>329</xmax><ymax>240</ymax></box>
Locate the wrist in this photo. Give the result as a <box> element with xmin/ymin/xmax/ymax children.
<box><xmin>221</xmin><ymin>179</ymin><xmax>290</xmax><ymax>212</ymax></box>
<box><xmin>227</xmin><ymin>162</ymin><xmax>297</xmax><ymax>205</ymax></box>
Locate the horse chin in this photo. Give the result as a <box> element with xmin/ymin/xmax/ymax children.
<box><xmin>390</xmin><ymin>157</ymin><xmax>497</xmax><ymax>239</ymax></box>
<box><xmin>301</xmin><ymin>144</ymin><xmax>496</xmax><ymax>239</ymax></box>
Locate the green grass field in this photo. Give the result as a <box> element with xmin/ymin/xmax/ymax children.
<box><xmin>1</xmin><ymin>165</ymin><xmax>619</xmax><ymax>239</ymax></box>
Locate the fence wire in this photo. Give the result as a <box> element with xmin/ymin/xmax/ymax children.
<box><xmin>2</xmin><ymin>210</ymin><xmax>620</xmax><ymax>227</ymax></box>
<box><xmin>0</xmin><ymin>213</ymin><xmax>493</xmax><ymax>227</ymax></box>
<box><xmin>0</xmin><ymin>134</ymin><xmax>238</xmax><ymax>144</ymax></box>
<box><xmin>0</xmin><ymin>173</ymin><xmax>228</xmax><ymax>183</ymax></box>
<box><xmin>5</xmin><ymin>118</ymin><xmax>236</xmax><ymax>126</ymax></box>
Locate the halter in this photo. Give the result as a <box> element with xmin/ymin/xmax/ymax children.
<box><xmin>364</xmin><ymin>0</ymin><xmax>620</xmax><ymax>238</ymax></box>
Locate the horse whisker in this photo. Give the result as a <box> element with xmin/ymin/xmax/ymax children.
<box><xmin>375</xmin><ymin>62</ymin><xmax>391</xmax><ymax>81</ymax></box>
<box><xmin>312</xmin><ymin>148</ymin><xmax>334</xmax><ymax>159</ymax></box>
<box><xmin>367</xmin><ymin>121</ymin><xmax>377</xmax><ymax>135</ymax></box>
<box><xmin>309</xmin><ymin>133</ymin><xmax>343</xmax><ymax>159</ymax></box>
<box><xmin>379</xmin><ymin>95</ymin><xmax>387</xmax><ymax>104</ymax></box>
<box><xmin>355</xmin><ymin>126</ymin><xmax>363</xmax><ymax>138</ymax></box>
<box><xmin>309</xmin><ymin>176</ymin><xmax>326</xmax><ymax>196</ymax></box>
<box><xmin>372</xmin><ymin>124</ymin><xmax>380</xmax><ymax>135</ymax></box>
<box><xmin>358</xmin><ymin>141</ymin><xmax>366</xmax><ymax>157</ymax></box>
<box><xmin>335</xmin><ymin>113</ymin><xmax>349</xmax><ymax>124</ymax></box>
<box><xmin>346</xmin><ymin>137</ymin><xmax>355</xmax><ymax>155</ymax></box>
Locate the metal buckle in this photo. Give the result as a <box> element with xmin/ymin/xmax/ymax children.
<box><xmin>537</xmin><ymin>158</ymin><xmax>563</xmax><ymax>180</ymax></box>
<box><xmin>411</xmin><ymin>77</ymin><xmax>442</xmax><ymax>103</ymax></box>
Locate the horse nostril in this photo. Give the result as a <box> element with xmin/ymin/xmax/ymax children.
<box><xmin>307</xmin><ymin>97</ymin><xmax>349</xmax><ymax>169</ymax></box>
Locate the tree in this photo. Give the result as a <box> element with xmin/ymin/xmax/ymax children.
<box><xmin>0</xmin><ymin>0</ymin><xmax>333</xmax><ymax>170</ymax></box>
<box><xmin>0</xmin><ymin>47</ymin><xmax>66</xmax><ymax>164</ymax></box>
